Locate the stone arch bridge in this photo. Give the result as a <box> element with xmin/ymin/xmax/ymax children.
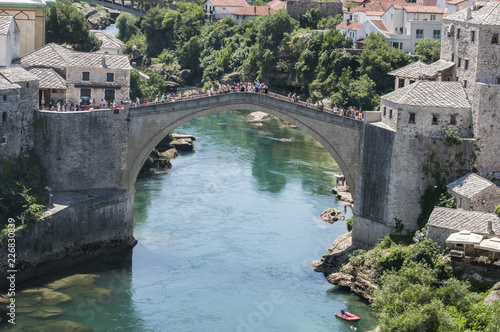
<box><xmin>24</xmin><ymin>90</ymin><xmax>397</xmax><ymax>285</ymax></box>
<box><xmin>80</xmin><ymin>0</ymin><xmax>169</xmax><ymax>17</ymax></box>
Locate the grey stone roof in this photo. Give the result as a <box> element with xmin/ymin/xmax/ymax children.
<box><xmin>381</xmin><ymin>81</ymin><xmax>470</xmax><ymax>108</ymax></box>
<box><xmin>26</xmin><ymin>67</ymin><xmax>66</xmax><ymax>90</ymax></box>
<box><xmin>446</xmin><ymin>173</ymin><xmax>498</xmax><ymax>197</ymax></box>
<box><xmin>0</xmin><ymin>75</ymin><xmax>20</xmax><ymax>90</ymax></box>
<box><xmin>428</xmin><ymin>207</ymin><xmax>500</xmax><ymax>235</ymax></box>
<box><xmin>0</xmin><ymin>16</ymin><xmax>14</xmax><ymax>35</ymax></box>
<box><xmin>90</xmin><ymin>30</ymin><xmax>125</xmax><ymax>50</ymax></box>
<box><xmin>21</xmin><ymin>43</ymin><xmax>132</xmax><ymax>70</ymax></box>
<box><xmin>389</xmin><ymin>60</ymin><xmax>455</xmax><ymax>79</ymax></box>
<box><xmin>0</xmin><ymin>66</ymin><xmax>39</xmax><ymax>82</ymax></box>
<box><xmin>444</xmin><ymin>1</ymin><xmax>500</xmax><ymax>25</ymax></box>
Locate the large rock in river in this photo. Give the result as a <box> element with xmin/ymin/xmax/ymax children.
<box><xmin>320</xmin><ymin>208</ymin><xmax>345</xmax><ymax>223</ymax></box>
<box><xmin>45</xmin><ymin>274</ymin><xmax>99</xmax><ymax>290</ymax></box>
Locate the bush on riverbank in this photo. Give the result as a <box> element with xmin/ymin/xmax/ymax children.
<box><xmin>351</xmin><ymin>236</ymin><xmax>500</xmax><ymax>332</ymax></box>
<box><xmin>0</xmin><ymin>151</ymin><xmax>47</xmax><ymax>230</ymax></box>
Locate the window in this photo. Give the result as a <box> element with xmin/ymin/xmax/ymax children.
<box><xmin>450</xmin><ymin>114</ymin><xmax>457</xmax><ymax>125</ymax></box>
<box><xmin>464</xmin><ymin>59</ymin><xmax>469</xmax><ymax>70</ymax></box>
<box><xmin>456</xmin><ymin>28</ymin><xmax>461</xmax><ymax>39</ymax></box>
<box><xmin>390</xmin><ymin>41</ymin><xmax>402</xmax><ymax>50</ymax></box>
<box><xmin>2</xmin><ymin>112</ymin><xmax>7</xmax><ymax>122</ymax></box>
<box><xmin>409</xmin><ymin>80</ymin><xmax>415</xmax><ymax>84</ymax></box>
<box><xmin>80</xmin><ymin>88</ymin><xmax>91</xmax><ymax>98</ymax></box>
<box><xmin>492</xmin><ymin>34</ymin><xmax>499</xmax><ymax>44</ymax></box>
<box><xmin>383</xmin><ymin>107</ymin><xmax>387</xmax><ymax>116</ymax></box>
<box><xmin>458</xmin><ymin>58</ymin><xmax>461</xmax><ymax>67</ymax></box>
<box><xmin>26</xmin><ymin>82</ymin><xmax>29</xmax><ymax>88</ymax></box>
<box><xmin>416</xmin><ymin>29</ymin><xmax>424</xmax><ymax>39</ymax></box>
<box><xmin>2</xmin><ymin>95</ymin><xmax>6</xmax><ymax>101</ymax></box>
<box><xmin>497</xmin><ymin>77</ymin><xmax>500</xmax><ymax>84</ymax></box>
<box><xmin>430</xmin><ymin>14</ymin><xmax>436</xmax><ymax>21</ymax></box>
<box><xmin>414</xmin><ymin>14</ymin><xmax>419</xmax><ymax>20</ymax></box>
<box><xmin>82</xmin><ymin>72</ymin><xmax>90</xmax><ymax>81</ymax></box>
<box><xmin>463</xmin><ymin>80</ymin><xmax>467</xmax><ymax>88</ymax></box>
<box><xmin>471</xmin><ymin>30</ymin><xmax>475</xmax><ymax>42</ymax></box>
<box><xmin>432</xmin><ymin>114</ymin><xmax>438</xmax><ymax>125</ymax></box>
<box><xmin>1</xmin><ymin>136</ymin><xmax>6</xmax><ymax>144</ymax></box>
<box><xmin>106</xmin><ymin>73</ymin><xmax>115</xmax><ymax>82</ymax></box>
<box><xmin>433</xmin><ymin>29</ymin><xmax>441</xmax><ymax>39</ymax></box>
<box><xmin>409</xmin><ymin>113</ymin><xmax>416</xmax><ymax>123</ymax></box>
<box><xmin>399</xmin><ymin>78</ymin><xmax>405</xmax><ymax>88</ymax></box>
<box><xmin>389</xmin><ymin>109</ymin><xmax>393</xmax><ymax>119</ymax></box>
<box><xmin>458</xmin><ymin>197</ymin><xmax>462</xmax><ymax>208</ymax></box>
<box><xmin>451</xmin><ymin>53</ymin><xmax>454</xmax><ymax>62</ymax></box>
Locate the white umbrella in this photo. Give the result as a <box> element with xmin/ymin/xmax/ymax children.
<box><xmin>474</xmin><ymin>237</ymin><xmax>500</xmax><ymax>260</ymax></box>
<box><xmin>446</xmin><ymin>231</ymin><xmax>483</xmax><ymax>256</ymax></box>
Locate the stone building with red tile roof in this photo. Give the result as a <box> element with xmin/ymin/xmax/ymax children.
<box><xmin>203</xmin><ymin>0</ymin><xmax>249</xmax><ymax>20</ymax></box>
<box><xmin>231</xmin><ymin>6</ymin><xmax>276</xmax><ymax>25</ymax></box>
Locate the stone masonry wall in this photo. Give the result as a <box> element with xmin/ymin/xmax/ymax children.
<box><xmin>0</xmin><ymin>189</ymin><xmax>134</xmax><ymax>287</ymax></box>
<box><xmin>66</xmin><ymin>67</ymin><xmax>130</xmax><ymax>104</ymax></box>
<box><xmin>285</xmin><ymin>0</ymin><xmax>342</xmax><ymax>19</ymax></box>
<box><xmin>34</xmin><ymin>108</ymin><xmax>129</xmax><ymax>191</ymax></box>
<box><xmin>470</xmin><ymin>83</ymin><xmax>500</xmax><ymax>184</ymax></box>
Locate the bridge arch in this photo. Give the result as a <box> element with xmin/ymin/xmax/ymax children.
<box><xmin>125</xmin><ymin>93</ymin><xmax>361</xmax><ymax>198</ymax></box>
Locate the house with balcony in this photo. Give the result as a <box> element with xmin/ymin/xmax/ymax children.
<box><xmin>20</xmin><ymin>43</ymin><xmax>131</xmax><ymax>107</ymax></box>
<box><xmin>203</xmin><ymin>0</ymin><xmax>249</xmax><ymax>20</ymax></box>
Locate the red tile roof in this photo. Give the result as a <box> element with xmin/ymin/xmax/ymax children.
<box><xmin>343</xmin><ymin>0</ymin><xmax>408</xmax><ymax>15</ymax></box>
<box><xmin>370</xmin><ymin>19</ymin><xmax>388</xmax><ymax>33</ymax></box>
<box><xmin>207</xmin><ymin>0</ymin><xmax>249</xmax><ymax>7</ymax></box>
<box><xmin>268</xmin><ymin>0</ymin><xmax>285</xmax><ymax>10</ymax></box>
<box><xmin>232</xmin><ymin>6</ymin><xmax>276</xmax><ymax>16</ymax></box>
<box><xmin>404</xmin><ymin>5</ymin><xmax>443</xmax><ymax>13</ymax></box>
<box><xmin>336</xmin><ymin>20</ymin><xmax>365</xmax><ymax>30</ymax></box>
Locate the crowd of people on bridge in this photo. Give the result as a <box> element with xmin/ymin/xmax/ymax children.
<box><xmin>44</xmin><ymin>98</ymin><xmax>129</xmax><ymax>112</ymax></box>
<box><xmin>205</xmin><ymin>81</ymin><xmax>269</xmax><ymax>96</ymax></box>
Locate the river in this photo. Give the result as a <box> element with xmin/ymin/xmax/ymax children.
<box><xmin>2</xmin><ymin>110</ymin><xmax>378</xmax><ymax>331</ymax></box>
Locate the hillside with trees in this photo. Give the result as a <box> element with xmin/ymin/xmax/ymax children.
<box><xmin>113</xmin><ymin>3</ymin><xmax>416</xmax><ymax>110</ymax></box>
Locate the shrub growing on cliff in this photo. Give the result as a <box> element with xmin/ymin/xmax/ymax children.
<box><xmin>495</xmin><ymin>204</ymin><xmax>500</xmax><ymax>216</ymax></box>
<box><xmin>0</xmin><ymin>151</ymin><xmax>47</xmax><ymax>229</ymax></box>
<box><xmin>345</xmin><ymin>216</ymin><xmax>353</xmax><ymax>232</ymax></box>
<box><xmin>445</xmin><ymin>125</ymin><xmax>463</xmax><ymax>146</ymax></box>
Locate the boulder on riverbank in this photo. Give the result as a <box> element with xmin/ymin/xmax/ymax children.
<box><xmin>332</xmin><ymin>186</ymin><xmax>353</xmax><ymax>206</ymax></box>
<box><xmin>247</xmin><ymin>111</ymin><xmax>274</xmax><ymax>123</ymax></box>
<box><xmin>312</xmin><ymin>232</ymin><xmax>376</xmax><ymax>301</ymax></box>
<box><xmin>320</xmin><ymin>208</ymin><xmax>344</xmax><ymax>223</ymax></box>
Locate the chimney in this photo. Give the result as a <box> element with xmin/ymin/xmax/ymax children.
<box><xmin>363</xmin><ymin>2</ymin><xmax>365</xmax><ymax>7</ymax></box>
<box><xmin>254</xmin><ymin>6</ymin><xmax>256</xmax><ymax>14</ymax></box>
<box><xmin>487</xmin><ymin>219</ymin><xmax>493</xmax><ymax>234</ymax></box>
<box><xmin>347</xmin><ymin>19</ymin><xmax>350</xmax><ymax>25</ymax></box>
<box><xmin>466</xmin><ymin>7</ymin><xmax>472</xmax><ymax>20</ymax></box>
<box><xmin>268</xmin><ymin>7</ymin><xmax>270</xmax><ymax>14</ymax></box>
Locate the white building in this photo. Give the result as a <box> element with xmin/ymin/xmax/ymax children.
<box><xmin>90</xmin><ymin>30</ymin><xmax>125</xmax><ymax>55</ymax></box>
<box><xmin>203</xmin><ymin>0</ymin><xmax>249</xmax><ymax>20</ymax></box>
<box><xmin>339</xmin><ymin>4</ymin><xmax>444</xmax><ymax>53</ymax></box>
<box><xmin>336</xmin><ymin>19</ymin><xmax>364</xmax><ymax>48</ymax></box>
<box><xmin>0</xmin><ymin>0</ymin><xmax>55</xmax><ymax>57</ymax></box>
<box><xmin>0</xmin><ymin>16</ymin><xmax>20</xmax><ymax>67</ymax></box>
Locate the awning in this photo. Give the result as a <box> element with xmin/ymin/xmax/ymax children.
<box><xmin>474</xmin><ymin>237</ymin><xmax>500</xmax><ymax>252</ymax></box>
<box><xmin>446</xmin><ymin>230</ymin><xmax>483</xmax><ymax>245</ymax></box>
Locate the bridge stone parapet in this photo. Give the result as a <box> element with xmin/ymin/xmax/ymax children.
<box><xmin>125</xmin><ymin>92</ymin><xmax>362</xmax><ymax>198</ymax></box>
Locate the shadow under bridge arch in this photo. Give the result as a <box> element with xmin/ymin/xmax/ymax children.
<box><xmin>125</xmin><ymin>93</ymin><xmax>361</xmax><ymax>197</ymax></box>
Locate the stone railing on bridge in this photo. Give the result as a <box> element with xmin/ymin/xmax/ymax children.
<box><xmin>79</xmin><ymin>0</ymin><xmax>170</xmax><ymax>17</ymax></box>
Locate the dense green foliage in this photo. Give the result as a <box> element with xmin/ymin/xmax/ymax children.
<box><xmin>46</xmin><ymin>0</ymin><xmax>102</xmax><ymax>51</ymax></box>
<box><xmin>364</xmin><ymin>237</ymin><xmax>500</xmax><ymax>332</ymax></box>
<box><xmin>445</xmin><ymin>125</ymin><xmax>463</xmax><ymax>146</ymax></box>
<box><xmin>119</xmin><ymin>3</ymin><xmax>414</xmax><ymax>108</ymax></box>
<box><xmin>495</xmin><ymin>205</ymin><xmax>500</xmax><ymax>216</ymax></box>
<box><xmin>346</xmin><ymin>216</ymin><xmax>353</xmax><ymax>232</ymax></box>
<box><xmin>415</xmin><ymin>38</ymin><xmax>441</xmax><ymax>64</ymax></box>
<box><xmin>0</xmin><ymin>151</ymin><xmax>47</xmax><ymax>229</ymax></box>
<box><xmin>116</xmin><ymin>12</ymin><xmax>139</xmax><ymax>43</ymax></box>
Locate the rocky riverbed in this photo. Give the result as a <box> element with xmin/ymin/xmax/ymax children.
<box><xmin>141</xmin><ymin>133</ymin><xmax>195</xmax><ymax>174</ymax></box>
<box><xmin>312</xmin><ymin>232</ymin><xmax>376</xmax><ymax>301</ymax></box>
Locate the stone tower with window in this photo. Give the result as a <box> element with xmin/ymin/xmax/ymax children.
<box><xmin>352</xmin><ymin>2</ymin><xmax>500</xmax><ymax>248</ymax></box>
<box><xmin>440</xmin><ymin>1</ymin><xmax>500</xmax><ymax>182</ymax></box>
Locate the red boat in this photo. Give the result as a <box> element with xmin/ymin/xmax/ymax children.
<box><xmin>335</xmin><ymin>310</ymin><xmax>360</xmax><ymax>322</ymax></box>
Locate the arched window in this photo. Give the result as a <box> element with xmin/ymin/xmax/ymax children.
<box><xmin>2</xmin><ymin>111</ymin><xmax>7</xmax><ymax>123</ymax></box>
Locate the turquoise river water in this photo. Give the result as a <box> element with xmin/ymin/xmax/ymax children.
<box><xmin>3</xmin><ymin>110</ymin><xmax>378</xmax><ymax>331</ymax></box>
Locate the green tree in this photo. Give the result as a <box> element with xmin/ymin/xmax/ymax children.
<box><xmin>141</xmin><ymin>7</ymin><xmax>169</xmax><ymax>57</ymax></box>
<box><xmin>129</xmin><ymin>69</ymin><xmax>145</xmax><ymax>99</ymax></box>
<box><xmin>415</xmin><ymin>38</ymin><xmax>441</xmax><ymax>64</ymax></box>
<box><xmin>298</xmin><ymin>8</ymin><xmax>321</xmax><ymax>29</ymax></box>
<box><xmin>45</xmin><ymin>1</ymin><xmax>102</xmax><ymax>52</ymax></box>
<box><xmin>116</xmin><ymin>12</ymin><xmax>139</xmax><ymax>43</ymax></box>
<box><xmin>359</xmin><ymin>33</ymin><xmax>413</xmax><ymax>94</ymax></box>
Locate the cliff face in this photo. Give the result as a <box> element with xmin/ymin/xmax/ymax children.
<box><xmin>312</xmin><ymin>231</ymin><xmax>376</xmax><ymax>301</ymax></box>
